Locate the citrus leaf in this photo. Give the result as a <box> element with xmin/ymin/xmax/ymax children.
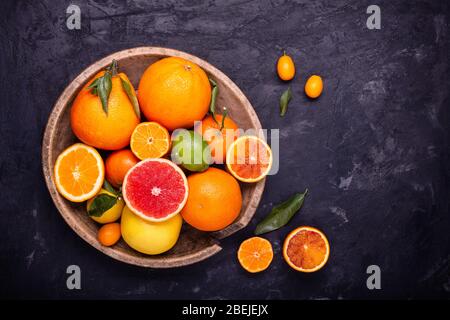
<box><xmin>220</xmin><ymin>108</ymin><xmax>228</xmax><ymax>131</ymax></box>
<box><xmin>209</xmin><ymin>78</ymin><xmax>219</xmax><ymax>124</ymax></box>
<box><xmin>255</xmin><ymin>189</ymin><xmax>308</xmax><ymax>235</ymax></box>
<box><xmin>98</xmin><ymin>73</ymin><xmax>112</xmax><ymax>114</ymax></box>
<box><xmin>88</xmin><ymin>62</ymin><xmax>117</xmax><ymax>115</ymax></box>
<box><xmin>88</xmin><ymin>78</ymin><xmax>100</xmax><ymax>90</ymax></box>
<box><xmin>103</xmin><ymin>180</ymin><xmax>118</xmax><ymax>195</ymax></box>
<box><xmin>279</xmin><ymin>86</ymin><xmax>292</xmax><ymax>117</ymax></box>
<box><xmin>121</xmin><ymin>78</ymin><xmax>140</xmax><ymax>119</ymax></box>
<box><xmin>88</xmin><ymin>193</ymin><xmax>117</xmax><ymax>217</ymax></box>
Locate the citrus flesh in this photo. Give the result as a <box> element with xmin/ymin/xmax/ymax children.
<box><xmin>283</xmin><ymin>226</ymin><xmax>330</xmax><ymax>272</ymax></box>
<box><xmin>130</xmin><ymin>122</ymin><xmax>170</xmax><ymax>160</ymax></box>
<box><xmin>226</xmin><ymin>135</ymin><xmax>273</xmax><ymax>183</ymax></box>
<box><xmin>238</xmin><ymin>237</ymin><xmax>273</xmax><ymax>273</ymax></box>
<box><xmin>122</xmin><ymin>158</ymin><xmax>188</xmax><ymax>222</ymax></box>
<box><xmin>54</xmin><ymin>143</ymin><xmax>104</xmax><ymax>202</ymax></box>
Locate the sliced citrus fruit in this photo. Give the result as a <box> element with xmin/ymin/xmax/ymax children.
<box><xmin>122</xmin><ymin>158</ymin><xmax>188</xmax><ymax>222</ymax></box>
<box><xmin>226</xmin><ymin>135</ymin><xmax>273</xmax><ymax>183</ymax></box>
<box><xmin>237</xmin><ymin>237</ymin><xmax>273</xmax><ymax>273</ymax></box>
<box><xmin>54</xmin><ymin>143</ymin><xmax>104</xmax><ymax>202</ymax></box>
<box><xmin>130</xmin><ymin>122</ymin><xmax>170</xmax><ymax>160</ymax></box>
<box><xmin>283</xmin><ymin>226</ymin><xmax>330</xmax><ymax>272</ymax></box>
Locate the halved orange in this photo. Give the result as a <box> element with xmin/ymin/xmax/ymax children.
<box><xmin>237</xmin><ymin>237</ymin><xmax>273</xmax><ymax>273</ymax></box>
<box><xmin>226</xmin><ymin>135</ymin><xmax>272</xmax><ymax>183</ymax></box>
<box><xmin>130</xmin><ymin>122</ymin><xmax>170</xmax><ymax>160</ymax></box>
<box><xmin>283</xmin><ymin>226</ymin><xmax>330</xmax><ymax>272</ymax></box>
<box><xmin>54</xmin><ymin>143</ymin><xmax>104</xmax><ymax>202</ymax></box>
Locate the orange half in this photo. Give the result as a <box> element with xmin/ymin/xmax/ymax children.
<box><xmin>283</xmin><ymin>226</ymin><xmax>330</xmax><ymax>272</ymax></box>
<box><xmin>54</xmin><ymin>143</ymin><xmax>105</xmax><ymax>202</ymax></box>
<box><xmin>130</xmin><ymin>122</ymin><xmax>170</xmax><ymax>160</ymax></box>
<box><xmin>237</xmin><ymin>237</ymin><xmax>273</xmax><ymax>273</ymax></box>
<box><xmin>226</xmin><ymin>135</ymin><xmax>272</xmax><ymax>183</ymax></box>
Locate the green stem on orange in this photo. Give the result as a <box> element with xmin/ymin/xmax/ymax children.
<box><xmin>107</xmin><ymin>60</ymin><xmax>118</xmax><ymax>76</ymax></box>
<box><xmin>220</xmin><ymin>107</ymin><xmax>228</xmax><ymax>131</ymax></box>
<box><xmin>209</xmin><ymin>78</ymin><xmax>219</xmax><ymax>125</ymax></box>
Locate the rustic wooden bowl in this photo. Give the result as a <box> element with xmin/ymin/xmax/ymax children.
<box><xmin>42</xmin><ymin>47</ymin><xmax>265</xmax><ymax>268</ymax></box>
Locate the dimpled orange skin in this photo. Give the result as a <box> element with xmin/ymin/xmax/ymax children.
<box><xmin>305</xmin><ymin>75</ymin><xmax>323</xmax><ymax>99</ymax></box>
<box><xmin>195</xmin><ymin>114</ymin><xmax>240</xmax><ymax>164</ymax></box>
<box><xmin>138</xmin><ymin>57</ymin><xmax>211</xmax><ymax>131</ymax></box>
<box><xmin>71</xmin><ymin>71</ymin><xmax>140</xmax><ymax>150</ymax></box>
<box><xmin>277</xmin><ymin>53</ymin><xmax>295</xmax><ymax>81</ymax></box>
<box><xmin>105</xmin><ymin>149</ymin><xmax>139</xmax><ymax>188</ymax></box>
<box><xmin>181</xmin><ymin>167</ymin><xmax>242</xmax><ymax>231</ymax></box>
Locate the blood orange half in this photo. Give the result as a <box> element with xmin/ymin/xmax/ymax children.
<box><xmin>226</xmin><ymin>135</ymin><xmax>273</xmax><ymax>183</ymax></box>
<box><xmin>283</xmin><ymin>226</ymin><xmax>330</xmax><ymax>272</ymax></box>
<box><xmin>122</xmin><ymin>158</ymin><xmax>188</xmax><ymax>222</ymax></box>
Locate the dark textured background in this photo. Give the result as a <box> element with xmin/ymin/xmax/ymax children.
<box><xmin>0</xmin><ymin>0</ymin><xmax>449</xmax><ymax>299</ymax></box>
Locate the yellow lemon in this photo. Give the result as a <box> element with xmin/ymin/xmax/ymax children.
<box><xmin>121</xmin><ymin>206</ymin><xmax>182</xmax><ymax>255</ymax></box>
<box><xmin>87</xmin><ymin>189</ymin><xmax>124</xmax><ymax>224</ymax></box>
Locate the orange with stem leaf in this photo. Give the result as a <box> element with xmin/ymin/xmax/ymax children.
<box><xmin>71</xmin><ymin>60</ymin><xmax>140</xmax><ymax>150</ymax></box>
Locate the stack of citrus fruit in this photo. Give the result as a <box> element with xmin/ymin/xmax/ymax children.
<box><xmin>53</xmin><ymin>57</ymin><xmax>273</xmax><ymax>255</ymax></box>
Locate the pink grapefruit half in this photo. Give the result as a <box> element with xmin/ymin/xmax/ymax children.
<box><xmin>122</xmin><ymin>158</ymin><xmax>189</xmax><ymax>222</ymax></box>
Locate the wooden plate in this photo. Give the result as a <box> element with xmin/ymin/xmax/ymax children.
<box><xmin>42</xmin><ymin>47</ymin><xmax>265</xmax><ymax>268</ymax></box>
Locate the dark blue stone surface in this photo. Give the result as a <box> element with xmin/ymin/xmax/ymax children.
<box><xmin>0</xmin><ymin>0</ymin><xmax>449</xmax><ymax>299</ymax></box>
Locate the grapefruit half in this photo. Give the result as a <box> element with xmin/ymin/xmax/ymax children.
<box><xmin>122</xmin><ymin>158</ymin><xmax>189</xmax><ymax>222</ymax></box>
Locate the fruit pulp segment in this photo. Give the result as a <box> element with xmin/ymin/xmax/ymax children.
<box><xmin>57</xmin><ymin>148</ymin><xmax>100</xmax><ymax>196</ymax></box>
<box><xmin>125</xmin><ymin>161</ymin><xmax>186</xmax><ymax>219</ymax></box>
<box><xmin>131</xmin><ymin>123</ymin><xmax>169</xmax><ymax>158</ymax></box>
<box><xmin>230</xmin><ymin>138</ymin><xmax>271</xmax><ymax>179</ymax></box>
<box><xmin>238</xmin><ymin>238</ymin><xmax>273</xmax><ymax>270</ymax></box>
<box><xmin>286</xmin><ymin>230</ymin><xmax>327</xmax><ymax>270</ymax></box>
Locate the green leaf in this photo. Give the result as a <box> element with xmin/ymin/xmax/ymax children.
<box><xmin>98</xmin><ymin>73</ymin><xmax>112</xmax><ymax>114</ymax></box>
<box><xmin>88</xmin><ymin>61</ymin><xmax>118</xmax><ymax>115</ymax></box>
<box><xmin>279</xmin><ymin>86</ymin><xmax>292</xmax><ymax>117</ymax></box>
<box><xmin>219</xmin><ymin>108</ymin><xmax>228</xmax><ymax>131</ymax></box>
<box><xmin>255</xmin><ymin>189</ymin><xmax>308</xmax><ymax>235</ymax></box>
<box><xmin>88</xmin><ymin>78</ymin><xmax>100</xmax><ymax>90</ymax></box>
<box><xmin>121</xmin><ymin>78</ymin><xmax>141</xmax><ymax>119</ymax></box>
<box><xmin>87</xmin><ymin>193</ymin><xmax>118</xmax><ymax>217</ymax></box>
<box><xmin>103</xmin><ymin>180</ymin><xmax>118</xmax><ymax>195</ymax></box>
<box><xmin>209</xmin><ymin>78</ymin><xmax>219</xmax><ymax>124</ymax></box>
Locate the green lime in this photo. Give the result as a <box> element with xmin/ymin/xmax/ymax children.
<box><xmin>171</xmin><ymin>130</ymin><xmax>211</xmax><ymax>172</ymax></box>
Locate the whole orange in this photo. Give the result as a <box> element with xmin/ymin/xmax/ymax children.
<box><xmin>195</xmin><ymin>114</ymin><xmax>240</xmax><ymax>164</ymax></box>
<box><xmin>105</xmin><ymin>149</ymin><xmax>139</xmax><ymax>187</ymax></box>
<box><xmin>71</xmin><ymin>71</ymin><xmax>140</xmax><ymax>150</ymax></box>
<box><xmin>138</xmin><ymin>57</ymin><xmax>211</xmax><ymax>130</ymax></box>
<box><xmin>181</xmin><ymin>167</ymin><xmax>242</xmax><ymax>231</ymax></box>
